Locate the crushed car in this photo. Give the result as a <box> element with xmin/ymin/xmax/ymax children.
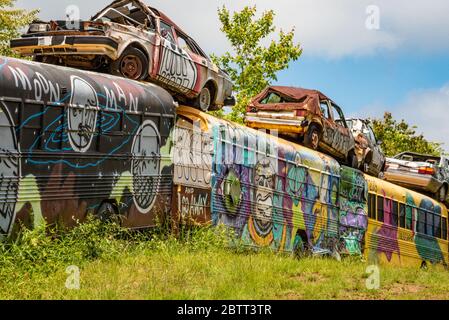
<box><xmin>384</xmin><ymin>152</ymin><xmax>449</xmax><ymax>203</ymax></box>
<box><xmin>346</xmin><ymin>118</ymin><xmax>386</xmax><ymax>178</ymax></box>
<box><xmin>245</xmin><ymin>86</ymin><xmax>362</xmax><ymax>169</ymax></box>
<box><xmin>10</xmin><ymin>0</ymin><xmax>235</xmax><ymax>111</ymax></box>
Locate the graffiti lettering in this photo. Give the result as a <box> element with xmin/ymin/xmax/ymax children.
<box><xmin>179</xmin><ymin>192</ymin><xmax>209</xmax><ymax>218</ymax></box>
<box><xmin>173</xmin><ymin>125</ymin><xmax>212</xmax><ymax>188</ymax></box>
<box><xmin>103</xmin><ymin>82</ymin><xmax>139</xmax><ymax>112</ymax></box>
<box><xmin>158</xmin><ymin>41</ymin><xmax>197</xmax><ymax>93</ymax></box>
<box><xmin>9</xmin><ymin>67</ymin><xmax>60</xmax><ymax>102</ymax></box>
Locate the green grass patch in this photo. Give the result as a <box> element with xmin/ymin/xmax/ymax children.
<box><xmin>0</xmin><ymin>219</ymin><xmax>448</xmax><ymax>300</ymax></box>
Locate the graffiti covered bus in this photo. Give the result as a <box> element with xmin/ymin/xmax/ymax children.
<box><xmin>172</xmin><ymin>106</ymin><xmax>449</xmax><ymax>267</ymax></box>
<box><xmin>365</xmin><ymin>175</ymin><xmax>448</xmax><ymax>268</ymax></box>
<box><xmin>172</xmin><ymin>106</ymin><xmax>368</xmax><ymax>256</ymax></box>
<box><xmin>0</xmin><ymin>56</ymin><xmax>176</xmax><ymax>237</ymax></box>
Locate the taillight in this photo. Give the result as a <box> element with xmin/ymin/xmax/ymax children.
<box><xmin>296</xmin><ymin>110</ymin><xmax>306</xmax><ymax>117</ymax></box>
<box><xmin>418</xmin><ymin>167</ymin><xmax>434</xmax><ymax>175</ymax></box>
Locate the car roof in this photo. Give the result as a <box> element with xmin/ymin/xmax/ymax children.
<box><xmin>248</xmin><ymin>86</ymin><xmax>335</xmax><ymax>113</ymax></box>
<box><xmin>257</xmin><ymin>86</ymin><xmax>332</xmax><ymax>102</ymax></box>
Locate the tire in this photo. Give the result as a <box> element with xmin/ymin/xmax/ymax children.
<box><xmin>96</xmin><ymin>201</ymin><xmax>119</xmax><ymax>224</ymax></box>
<box><xmin>304</xmin><ymin>124</ymin><xmax>320</xmax><ymax>150</ymax></box>
<box><xmin>437</xmin><ymin>185</ymin><xmax>447</xmax><ymax>203</ymax></box>
<box><xmin>194</xmin><ymin>86</ymin><xmax>212</xmax><ymax>112</ymax></box>
<box><xmin>293</xmin><ymin>231</ymin><xmax>312</xmax><ymax>259</ymax></box>
<box><xmin>111</xmin><ymin>47</ymin><xmax>149</xmax><ymax>81</ymax></box>
<box><xmin>348</xmin><ymin>150</ymin><xmax>359</xmax><ymax>169</ymax></box>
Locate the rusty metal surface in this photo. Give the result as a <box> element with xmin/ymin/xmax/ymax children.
<box><xmin>247</xmin><ymin>86</ymin><xmax>331</xmax><ymax>112</ymax></box>
<box><xmin>0</xmin><ymin>56</ymin><xmax>176</xmax><ymax>236</ymax></box>
<box><xmin>11</xmin><ymin>0</ymin><xmax>234</xmax><ymax>110</ymax></box>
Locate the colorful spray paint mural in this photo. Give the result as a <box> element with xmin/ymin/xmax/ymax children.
<box><xmin>0</xmin><ymin>56</ymin><xmax>176</xmax><ymax>236</ymax></box>
<box><xmin>365</xmin><ymin>175</ymin><xmax>448</xmax><ymax>267</ymax></box>
<box><xmin>173</xmin><ymin>106</ymin><xmax>368</xmax><ymax>256</ymax></box>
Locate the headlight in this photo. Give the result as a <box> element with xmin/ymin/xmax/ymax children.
<box><xmin>28</xmin><ymin>23</ymin><xmax>50</xmax><ymax>33</ymax></box>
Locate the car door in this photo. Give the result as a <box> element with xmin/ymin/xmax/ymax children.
<box><xmin>326</xmin><ymin>102</ymin><xmax>354</xmax><ymax>158</ymax></box>
<box><xmin>156</xmin><ymin>20</ymin><xmax>197</xmax><ymax>94</ymax></box>
<box><xmin>319</xmin><ymin>100</ymin><xmax>339</xmax><ymax>155</ymax></box>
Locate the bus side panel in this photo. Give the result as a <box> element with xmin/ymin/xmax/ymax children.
<box><xmin>0</xmin><ymin>57</ymin><xmax>175</xmax><ymax>236</ymax></box>
<box><xmin>365</xmin><ymin>175</ymin><xmax>448</xmax><ymax>267</ymax></box>
<box><xmin>203</xmin><ymin>119</ymin><xmax>342</xmax><ymax>255</ymax></box>
<box><xmin>338</xmin><ymin>166</ymin><xmax>368</xmax><ymax>255</ymax></box>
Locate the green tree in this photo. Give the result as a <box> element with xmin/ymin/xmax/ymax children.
<box><xmin>0</xmin><ymin>0</ymin><xmax>38</xmax><ymax>57</ymax></box>
<box><xmin>371</xmin><ymin>112</ymin><xmax>444</xmax><ymax>157</ymax></box>
<box><xmin>212</xmin><ymin>6</ymin><xmax>302</xmax><ymax>122</ymax></box>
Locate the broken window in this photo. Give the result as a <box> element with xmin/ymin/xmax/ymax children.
<box><xmin>261</xmin><ymin>93</ymin><xmax>283</xmax><ymax>104</ymax></box>
<box><xmin>160</xmin><ymin>21</ymin><xmax>175</xmax><ymax>43</ymax></box>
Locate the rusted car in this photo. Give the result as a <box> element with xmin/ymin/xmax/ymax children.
<box><xmin>384</xmin><ymin>152</ymin><xmax>449</xmax><ymax>203</ymax></box>
<box><xmin>245</xmin><ymin>86</ymin><xmax>360</xmax><ymax>168</ymax></box>
<box><xmin>10</xmin><ymin>0</ymin><xmax>234</xmax><ymax>111</ymax></box>
<box><xmin>346</xmin><ymin>118</ymin><xmax>386</xmax><ymax>177</ymax></box>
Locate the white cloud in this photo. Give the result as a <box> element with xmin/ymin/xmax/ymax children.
<box><xmin>15</xmin><ymin>0</ymin><xmax>449</xmax><ymax>58</ymax></box>
<box><xmin>355</xmin><ymin>84</ymin><xmax>449</xmax><ymax>150</ymax></box>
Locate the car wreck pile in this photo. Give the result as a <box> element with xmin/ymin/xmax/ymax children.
<box><xmin>9</xmin><ymin>0</ymin><xmax>449</xmax><ymax>206</ymax></box>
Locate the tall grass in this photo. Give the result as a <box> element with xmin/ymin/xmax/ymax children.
<box><xmin>0</xmin><ymin>218</ymin><xmax>448</xmax><ymax>300</ymax></box>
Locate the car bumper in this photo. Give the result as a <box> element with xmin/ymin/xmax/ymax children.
<box><xmin>245</xmin><ymin>115</ymin><xmax>306</xmax><ymax>134</ymax></box>
<box><xmin>384</xmin><ymin>170</ymin><xmax>442</xmax><ymax>193</ymax></box>
<box><xmin>10</xmin><ymin>35</ymin><xmax>119</xmax><ymax>58</ymax></box>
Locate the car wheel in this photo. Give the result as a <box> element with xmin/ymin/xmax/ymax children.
<box><xmin>195</xmin><ymin>86</ymin><xmax>212</xmax><ymax>112</ymax></box>
<box><xmin>96</xmin><ymin>201</ymin><xmax>119</xmax><ymax>224</ymax></box>
<box><xmin>304</xmin><ymin>124</ymin><xmax>320</xmax><ymax>150</ymax></box>
<box><xmin>111</xmin><ymin>47</ymin><xmax>149</xmax><ymax>81</ymax></box>
<box><xmin>437</xmin><ymin>185</ymin><xmax>447</xmax><ymax>203</ymax></box>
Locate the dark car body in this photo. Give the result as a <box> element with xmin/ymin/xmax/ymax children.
<box><xmin>10</xmin><ymin>0</ymin><xmax>235</xmax><ymax>111</ymax></box>
<box><xmin>245</xmin><ymin>86</ymin><xmax>361</xmax><ymax>168</ymax></box>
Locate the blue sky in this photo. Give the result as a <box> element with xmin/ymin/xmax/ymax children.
<box><xmin>14</xmin><ymin>0</ymin><xmax>449</xmax><ymax>149</ymax></box>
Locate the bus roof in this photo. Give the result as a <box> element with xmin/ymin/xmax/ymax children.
<box><xmin>364</xmin><ymin>173</ymin><xmax>448</xmax><ymax>217</ymax></box>
<box><xmin>176</xmin><ymin>106</ymin><xmax>341</xmax><ymax>173</ymax></box>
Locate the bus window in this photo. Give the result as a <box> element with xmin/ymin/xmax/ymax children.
<box><xmin>377</xmin><ymin>196</ymin><xmax>384</xmax><ymax>222</ymax></box>
<box><xmin>406</xmin><ymin>206</ymin><xmax>413</xmax><ymax>230</ymax></box>
<box><xmin>368</xmin><ymin>193</ymin><xmax>376</xmax><ymax>219</ymax></box>
<box><xmin>426</xmin><ymin>212</ymin><xmax>434</xmax><ymax>236</ymax></box>
<box><xmin>392</xmin><ymin>201</ymin><xmax>398</xmax><ymax>227</ymax></box>
<box><xmin>417</xmin><ymin>209</ymin><xmax>426</xmax><ymax>234</ymax></box>
<box><xmin>434</xmin><ymin>215</ymin><xmax>442</xmax><ymax>239</ymax></box>
<box><xmin>399</xmin><ymin>204</ymin><xmax>406</xmax><ymax>228</ymax></box>
<box><xmin>441</xmin><ymin>218</ymin><xmax>447</xmax><ymax>240</ymax></box>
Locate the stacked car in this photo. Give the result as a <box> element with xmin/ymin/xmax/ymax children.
<box><xmin>245</xmin><ymin>86</ymin><xmax>386</xmax><ymax>176</ymax></box>
<box><xmin>383</xmin><ymin>152</ymin><xmax>449</xmax><ymax>204</ymax></box>
<box><xmin>10</xmin><ymin>0</ymin><xmax>235</xmax><ymax>111</ymax></box>
<box><xmin>10</xmin><ymin>0</ymin><xmax>446</xmax><ymax>205</ymax></box>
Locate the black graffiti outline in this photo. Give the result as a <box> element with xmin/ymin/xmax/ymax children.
<box><xmin>68</xmin><ymin>76</ymin><xmax>99</xmax><ymax>153</ymax></box>
<box><xmin>131</xmin><ymin>120</ymin><xmax>161</xmax><ymax>214</ymax></box>
<box><xmin>0</xmin><ymin>102</ymin><xmax>20</xmax><ymax>236</ymax></box>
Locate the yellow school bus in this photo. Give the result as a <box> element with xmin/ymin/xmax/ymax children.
<box><xmin>364</xmin><ymin>174</ymin><xmax>448</xmax><ymax>268</ymax></box>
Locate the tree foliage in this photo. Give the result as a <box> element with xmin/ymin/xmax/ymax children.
<box><xmin>0</xmin><ymin>0</ymin><xmax>38</xmax><ymax>57</ymax></box>
<box><xmin>211</xmin><ymin>6</ymin><xmax>302</xmax><ymax>122</ymax></box>
<box><xmin>371</xmin><ymin>112</ymin><xmax>444</xmax><ymax>157</ymax></box>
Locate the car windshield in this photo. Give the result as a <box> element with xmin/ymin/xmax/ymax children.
<box><xmin>93</xmin><ymin>1</ymin><xmax>155</xmax><ymax>29</ymax></box>
<box><xmin>261</xmin><ymin>93</ymin><xmax>288</xmax><ymax>104</ymax></box>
